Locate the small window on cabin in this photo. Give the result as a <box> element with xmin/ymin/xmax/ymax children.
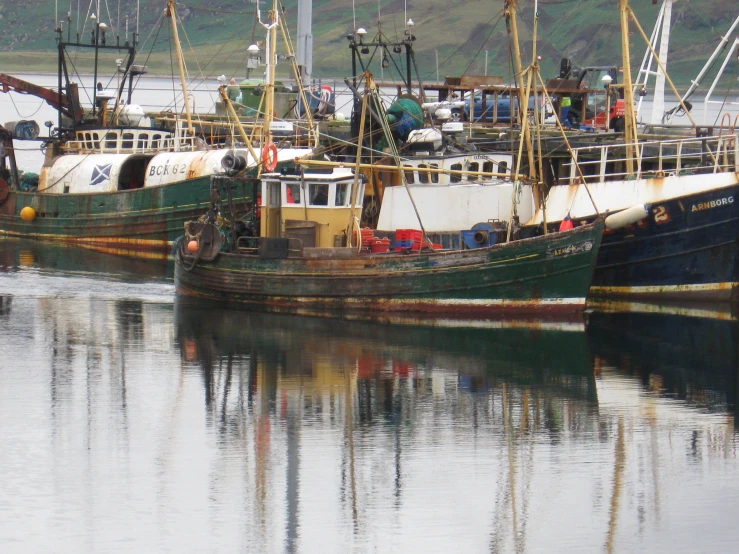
<box><xmin>92</xmin><ymin>132</ymin><xmax>100</xmax><ymax>149</ymax></box>
<box><xmin>430</xmin><ymin>164</ymin><xmax>439</xmax><ymax>183</ymax></box>
<box><xmin>467</xmin><ymin>162</ymin><xmax>479</xmax><ymax>181</ymax></box>
<box><xmin>404</xmin><ymin>165</ymin><xmax>415</xmax><ymax>184</ymax></box>
<box><xmin>152</xmin><ymin>134</ymin><xmax>162</xmax><ymax>149</ymax></box>
<box><xmin>268</xmin><ymin>182</ymin><xmax>281</xmax><ymax>208</ymax></box>
<box><xmin>309</xmin><ymin>183</ymin><xmax>329</xmax><ymax>206</ymax></box>
<box><xmin>122</xmin><ymin>132</ymin><xmax>134</xmax><ymax>149</ymax></box>
<box><xmin>137</xmin><ymin>133</ymin><xmax>149</xmax><ymax>151</ymax></box>
<box><xmin>450</xmin><ymin>163</ymin><xmax>462</xmax><ymax>183</ymax></box>
<box><xmin>335</xmin><ymin>183</ymin><xmax>348</xmax><ymax>206</ymax></box>
<box><xmin>483</xmin><ymin>161</ymin><xmax>494</xmax><ymax>175</ymax></box>
<box><xmin>499</xmin><ymin>161</ymin><xmax>508</xmax><ymax>176</ymax></box>
<box><xmin>418</xmin><ymin>164</ymin><xmax>429</xmax><ymax>184</ymax></box>
<box><xmin>286</xmin><ymin>183</ymin><xmax>301</xmax><ymax>204</ymax></box>
<box><xmin>105</xmin><ymin>132</ymin><xmax>117</xmax><ymax>149</ymax></box>
<box><xmin>85</xmin><ymin>132</ymin><xmax>93</xmax><ymax>150</ymax></box>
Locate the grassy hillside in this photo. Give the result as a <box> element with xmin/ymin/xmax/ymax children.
<box><xmin>0</xmin><ymin>0</ymin><xmax>735</xmax><ymax>91</ymax></box>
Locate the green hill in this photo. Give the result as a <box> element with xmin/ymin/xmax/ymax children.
<box><xmin>0</xmin><ymin>0</ymin><xmax>735</xmax><ymax>91</ymax></box>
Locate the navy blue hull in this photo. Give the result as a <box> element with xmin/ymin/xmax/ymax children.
<box><xmin>590</xmin><ymin>184</ymin><xmax>739</xmax><ymax>300</ymax></box>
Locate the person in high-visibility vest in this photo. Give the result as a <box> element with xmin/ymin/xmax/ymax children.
<box><xmin>560</xmin><ymin>95</ymin><xmax>572</xmax><ymax>126</ymax></box>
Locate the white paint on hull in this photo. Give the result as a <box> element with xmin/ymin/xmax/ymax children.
<box><xmin>378</xmin><ymin>181</ymin><xmax>535</xmax><ymax>232</ymax></box>
<box><xmin>526</xmin><ymin>171</ymin><xmax>739</xmax><ymax>225</ymax></box>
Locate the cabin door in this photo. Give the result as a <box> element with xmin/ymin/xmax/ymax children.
<box><xmin>265</xmin><ymin>181</ymin><xmax>282</xmax><ymax>238</ymax></box>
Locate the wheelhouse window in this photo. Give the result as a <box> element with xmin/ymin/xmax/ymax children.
<box><xmin>335</xmin><ymin>183</ymin><xmax>349</xmax><ymax>206</ymax></box>
<box><xmin>105</xmin><ymin>132</ymin><xmax>118</xmax><ymax>149</ymax></box>
<box><xmin>268</xmin><ymin>181</ymin><xmax>281</xmax><ymax>207</ymax></box>
<box><xmin>285</xmin><ymin>183</ymin><xmax>301</xmax><ymax>204</ymax></box>
<box><xmin>483</xmin><ymin>161</ymin><xmax>494</xmax><ymax>174</ymax></box>
<box><xmin>499</xmin><ymin>161</ymin><xmax>508</xmax><ymax>176</ymax></box>
<box><xmin>418</xmin><ymin>164</ymin><xmax>429</xmax><ymax>184</ymax></box>
<box><xmin>430</xmin><ymin>164</ymin><xmax>439</xmax><ymax>183</ymax></box>
<box><xmin>450</xmin><ymin>163</ymin><xmax>462</xmax><ymax>183</ymax></box>
<box><xmin>404</xmin><ymin>165</ymin><xmax>415</xmax><ymax>184</ymax></box>
<box><xmin>137</xmin><ymin>133</ymin><xmax>149</xmax><ymax>151</ymax></box>
<box><xmin>309</xmin><ymin>183</ymin><xmax>329</xmax><ymax>206</ymax></box>
<box><xmin>467</xmin><ymin>162</ymin><xmax>480</xmax><ymax>181</ymax></box>
<box><xmin>122</xmin><ymin>132</ymin><xmax>134</xmax><ymax>150</ymax></box>
<box><xmin>151</xmin><ymin>134</ymin><xmax>162</xmax><ymax>149</ymax></box>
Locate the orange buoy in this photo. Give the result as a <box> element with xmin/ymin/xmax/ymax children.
<box><xmin>187</xmin><ymin>240</ymin><xmax>199</xmax><ymax>253</ymax></box>
<box><xmin>20</xmin><ymin>206</ymin><xmax>36</xmax><ymax>222</ymax></box>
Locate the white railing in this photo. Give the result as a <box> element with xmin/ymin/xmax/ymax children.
<box><xmin>564</xmin><ymin>133</ymin><xmax>739</xmax><ymax>184</ymax></box>
<box><xmin>61</xmin><ymin>133</ymin><xmax>206</xmax><ymax>155</ymax></box>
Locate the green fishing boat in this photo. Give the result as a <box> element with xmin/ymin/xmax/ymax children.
<box><xmin>0</xmin><ymin>0</ymin><xmax>313</xmax><ymax>257</ymax></box>
<box><xmin>174</xmin><ymin>168</ymin><xmax>604</xmax><ymax>315</ymax></box>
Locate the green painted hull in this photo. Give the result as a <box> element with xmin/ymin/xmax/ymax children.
<box><xmin>175</xmin><ymin>220</ymin><xmax>604</xmax><ymax>315</ymax></box>
<box><xmin>0</xmin><ymin>176</ymin><xmax>253</xmax><ymax>255</ymax></box>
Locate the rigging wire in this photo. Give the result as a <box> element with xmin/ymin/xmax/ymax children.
<box><xmin>7</xmin><ymin>96</ymin><xmax>46</xmax><ymax>119</ymax></box>
<box><xmin>177</xmin><ymin>2</ymin><xmax>260</xmax><ymax>15</ymax></box>
<box><xmin>421</xmin><ymin>9</ymin><xmax>504</xmax><ymax>83</ymax></box>
<box><xmin>711</xmin><ymin>57</ymin><xmax>739</xmax><ymax>127</ymax></box>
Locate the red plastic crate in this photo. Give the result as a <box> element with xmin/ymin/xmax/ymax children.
<box><xmin>396</xmin><ymin>229</ymin><xmax>422</xmax><ymax>243</ymax></box>
<box><xmin>371</xmin><ymin>238</ymin><xmax>390</xmax><ymax>253</ymax></box>
<box><xmin>395</xmin><ymin>229</ymin><xmax>423</xmax><ymax>241</ymax></box>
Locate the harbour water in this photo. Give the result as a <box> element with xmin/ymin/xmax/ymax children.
<box><xmin>1</xmin><ymin>236</ymin><xmax>738</xmax><ymax>553</ymax></box>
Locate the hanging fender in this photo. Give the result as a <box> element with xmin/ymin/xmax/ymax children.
<box><xmin>261</xmin><ymin>142</ymin><xmax>278</xmax><ymax>172</ymax></box>
<box><xmin>605</xmin><ymin>204</ymin><xmax>650</xmax><ymax>230</ymax></box>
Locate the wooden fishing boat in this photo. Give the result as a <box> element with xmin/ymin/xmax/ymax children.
<box><xmin>174</xmin><ymin>167</ymin><xmax>603</xmax><ymax>315</ymax></box>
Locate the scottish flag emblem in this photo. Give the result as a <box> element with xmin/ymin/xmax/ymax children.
<box><xmin>90</xmin><ymin>163</ymin><xmax>112</xmax><ymax>186</ymax></box>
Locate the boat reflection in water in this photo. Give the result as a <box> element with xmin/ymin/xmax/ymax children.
<box><xmin>173</xmin><ymin>299</ymin><xmax>599</xmax><ymax>552</ymax></box>
<box><xmin>588</xmin><ymin>300</ymin><xmax>738</xmax><ymax>420</ymax></box>
<box><xmin>586</xmin><ymin>301</ymin><xmax>739</xmax><ymax>554</ymax></box>
<box><xmin>173</xmin><ymin>299</ymin><xmax>739</xmax><ymax>552</ymax></box>
<box><xmin>0</xmin><ymin>236</ymin><xmax>172</xmax><ymax>280</ymax></box>
<box><xmin>2</xmin><ymin>230</ymin><xmax>739</xmax><ymax>552</ymax></box>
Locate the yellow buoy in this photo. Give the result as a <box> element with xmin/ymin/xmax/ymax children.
<box><xmin>20</xmin><ymin>206</ymin><xmax>36</xmax><ymax>222</ymax></box>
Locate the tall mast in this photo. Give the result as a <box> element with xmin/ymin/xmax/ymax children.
<box><xmin>296</xmin><ymin>0</ymin><xmax>312</xmax><ymax>86</ymax></box>
<box><xmin>262</xmin><ymin>0</ymin><xmax>278</xmax><ymax>144</ymax></box>
<box><xmin>620</xmin><ymin>0</ymin><xmax>637</xmax><ymax>174</ymax></box>
<box><xmin>167</xmin><ymin>0</ymin><xmax>193</xmax><ymax>136</ymax></box>
<box><xmin>505</xmin><ymin>0</ymin><xmax>535</xmax><ymax>179</ymax></box>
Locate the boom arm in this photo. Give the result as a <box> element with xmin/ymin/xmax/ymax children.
<box><xmin>0</xmin><ymin>73</ymin><xmax>83</xmax><ymax>122</ymax></box>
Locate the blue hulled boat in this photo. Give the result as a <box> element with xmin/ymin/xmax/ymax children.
<box><xmin>525</xmin><ymin>134</ymin><xmax>739</xmax><ymax>300</ymax></box>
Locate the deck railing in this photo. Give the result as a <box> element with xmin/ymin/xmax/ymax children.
<box><xmin>563</xmin><ymin>133</ymin><xmax>739</xmax><ymax>184</ymax></box>
<box><xmin>61</xmin><ymin>134</ymin><xmax>205</xmax><ymax>155</ymax></box>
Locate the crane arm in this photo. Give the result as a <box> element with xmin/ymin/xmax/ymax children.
<box><xmin>0</xmin><ymin>73</ymin><xmax>83</xmax><ymax>122</ymax></box>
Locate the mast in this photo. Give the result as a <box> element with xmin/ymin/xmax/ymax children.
<box><xmin>505</xmin><ymin>0</ymin><xmax>535</xmax><ymax>179</ymax></box>
<box><xmin>296</xmin><ymin>0</ymin><xmax>312</xmax><ymax>86</ymax></box>
<box><xmin>620</xmin><ymin>0</ymin><xmax>637</xmax><ymax>174</ymax></box>
<box><xmin>166</xmin><ymin>0</ymin><xmax>194</xmax><ymax>136</ymax></box>
<box><xmin>262</xmin><ymin>0</ymin><xmax>278</xmax><ymax>145</ymax></box>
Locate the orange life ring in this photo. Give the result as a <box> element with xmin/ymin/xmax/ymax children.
<box><xmin>262</xmin><ymin>142</ymin><xmax>278</xmax><ymax>172</ymax></box>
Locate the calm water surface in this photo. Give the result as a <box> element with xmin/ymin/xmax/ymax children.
<box><xmin>1</xmin><ymin>237</ymin><xmax>738</xmax><ymax>553</ymax></box>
